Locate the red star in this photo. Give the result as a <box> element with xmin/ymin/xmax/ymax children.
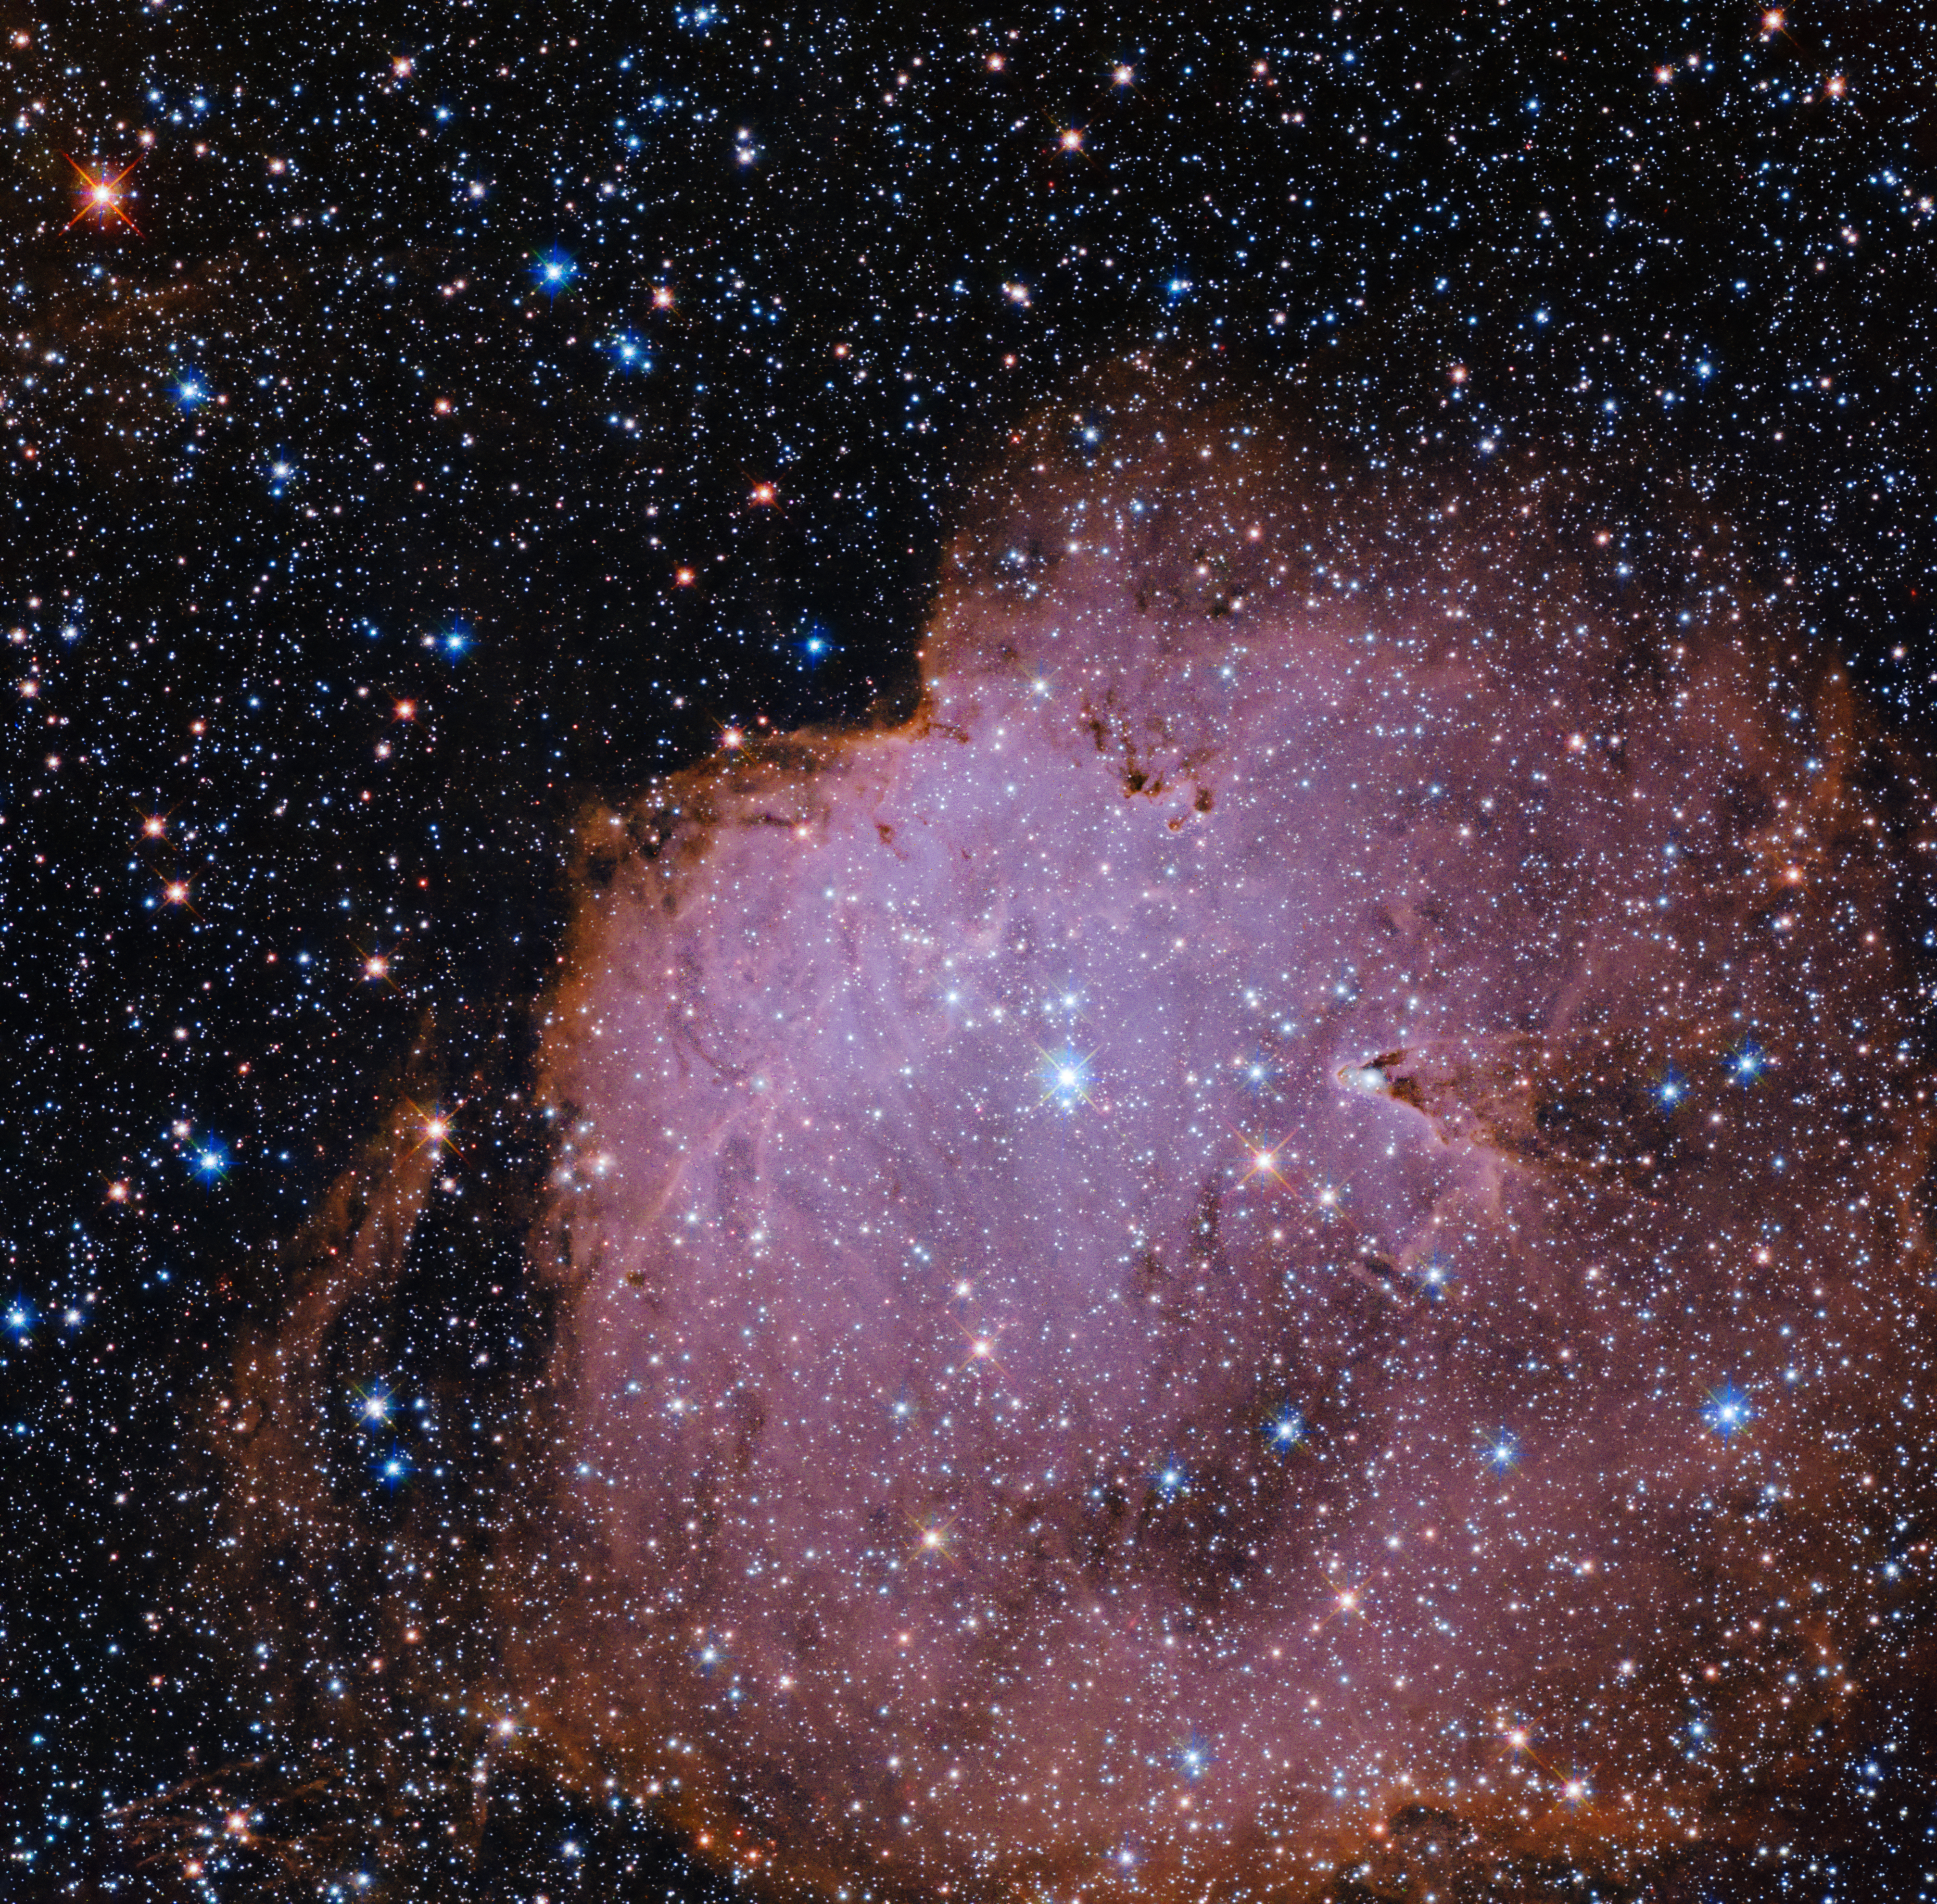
<box><xmin>63</xmin><ymin>151</ymin><xmax>141</xmax><ymax>233</ymax></box>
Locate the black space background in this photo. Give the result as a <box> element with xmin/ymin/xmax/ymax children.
<box><xmin>5</xmin><ymin>2</ymin><xmax>1937</xmax><ymax>1896</ymax></box>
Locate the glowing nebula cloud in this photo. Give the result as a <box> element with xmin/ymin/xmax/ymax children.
<box><xmin>512</xmin><ymin>363</ymin><xmax>1937</xmax><ymax>1898</ymax></box>
<box><xmin>224</xmin><ymin>362</ymin><xmax>1931</xmax><ymax>1901</ymax></box>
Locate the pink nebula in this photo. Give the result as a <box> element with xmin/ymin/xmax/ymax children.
<box><xmin>534</xmin><ymin>369</ymin><xmax>1929</xmax><ymax>1897</ymax></box>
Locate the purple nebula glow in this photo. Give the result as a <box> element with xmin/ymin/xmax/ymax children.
<box><xmin>527</xmin><ymin>372</ymin><xmax>1926</xmax><ymax>1896</ymax></box>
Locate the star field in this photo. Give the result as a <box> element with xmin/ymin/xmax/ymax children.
<box><xmin>6</xmin><ymin>5</ymin><xmax>1937</xmax><ymax>1901</ymax></box>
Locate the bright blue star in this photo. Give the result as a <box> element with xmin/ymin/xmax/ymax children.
<box><xmin>1039</xmin><ymin>1045</ymin><xmax>1095</xmax><ymax>1111</ymax></box>
<box><xmin>1705</xmin><ymin>1381</ymin><xmax>1752</xmax><ymax>1440</ymax></box>
<box><xmin>1236</xmin><ymin>1046</ymin><xmax>1282</xmax><ymax>1099</ymax></box>
<box><xmin>1171</xmin><ymin>1732</ymin><xmax>1214</xmax><ymax>1780</ymax></box>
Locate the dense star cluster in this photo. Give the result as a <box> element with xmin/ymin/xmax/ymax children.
<box><xmin>4</xmin><ymin>3</ymin><xmax>1937</xmax><ymax>1901</ymax></box>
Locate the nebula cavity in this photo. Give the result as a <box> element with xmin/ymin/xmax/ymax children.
<box><xmin>533</xmin><ymin>368</ymin><xmax>1932</xmax><ymax>1898</ymax></box>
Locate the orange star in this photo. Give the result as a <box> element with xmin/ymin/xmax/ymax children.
<box><xmin>63</xmin><ymin>151</ymin><xmax>142</xmax><ymax>233</ymax></box>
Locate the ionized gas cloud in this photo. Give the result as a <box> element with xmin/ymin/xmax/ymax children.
<box><xmin>524</xmin><ymin>366</ymin><xmax>1936</xmax><ymax>1896</ymax></box>
<box><xmin>252</xmin><ymin>363</ymin><xmax>1937</xmax><ymax>1899</ymax></box>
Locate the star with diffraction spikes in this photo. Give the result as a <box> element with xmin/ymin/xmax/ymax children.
<box><xmin>401</xmin><ymin>1099</ymin><xmax>461</xmax><ymax>1157</ymax></box>
<box><xmin>1036</xmin><ymin>1039</ymin><xmax>1101</xmax><ymax>1111</ymax></box>
<box><xmin>62</xmin><ymin>151</ymin><xmax>141</xmax><ymax>233</ymax></box>
<box><xmin>911</xmin><ymin>1510</ymin><xmax>960</xmax><ymax>1565</ymax></box>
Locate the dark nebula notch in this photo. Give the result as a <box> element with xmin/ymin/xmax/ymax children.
<box><xmin>240</xmin><ymin>361</ymin><xmax>1937</xmax><ymax>1901</ymax></box>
